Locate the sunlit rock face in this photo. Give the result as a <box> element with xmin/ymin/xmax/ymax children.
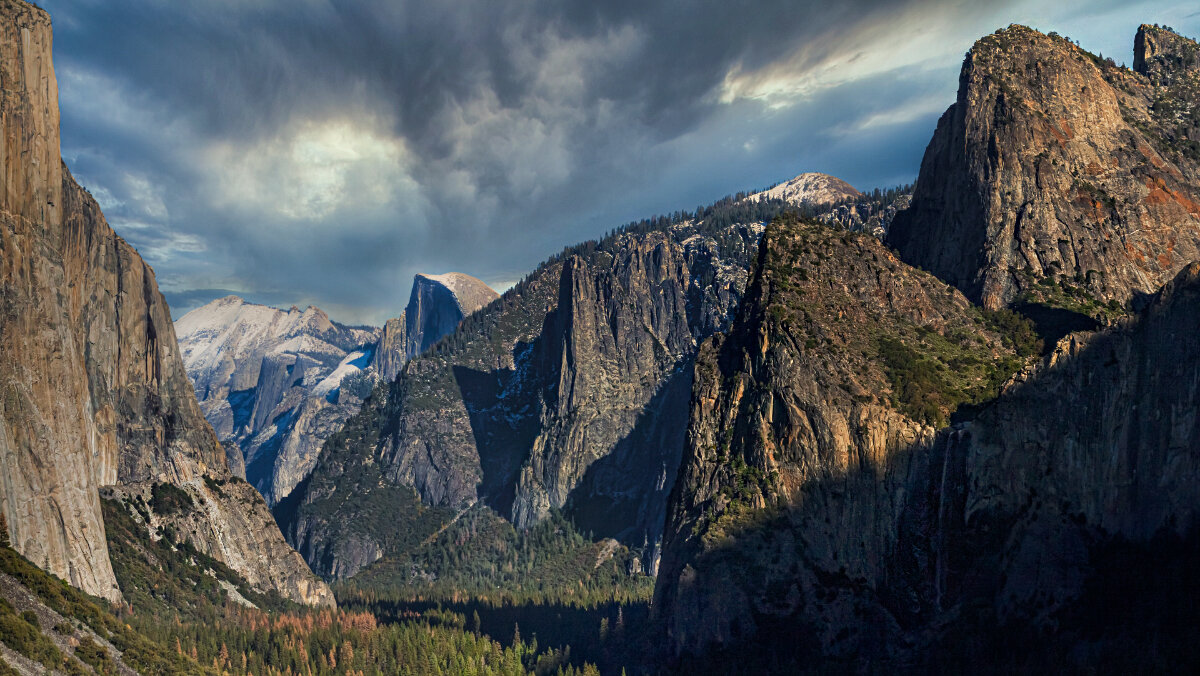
<box><xmin>657</xmin><ymin>25</ymin><xmax>1200</xmax><ymax>669</ymax></box>
<box><xmin>403</xmin><ymin>272</ymin><xmax>500</xmax><ymax>359</ymax></box>
<box><xmin>889</xmin><ymin>25</ymin><xmax>1200</xmax><ymax>311</ymax></box>
<box><xmin>745</xmin><ymin>172</ymin><xmax>862</xmax><ymax>208</ymax></box>
<box><xmin>0</xmin><ymin>0</ymin><xmax>332</xmax><ymax>607</ymax></box>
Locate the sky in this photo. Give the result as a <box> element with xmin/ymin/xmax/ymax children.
<box><xmin>39</xmin><ymin>0</ymin><xmax>1200</xmax><ymax>325</ymax></box>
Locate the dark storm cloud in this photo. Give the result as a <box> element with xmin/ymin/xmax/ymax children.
<box><xmin>38</xmin><ymin>0</ymin><xmax>1200</xmax><ymax>323</ymax></box>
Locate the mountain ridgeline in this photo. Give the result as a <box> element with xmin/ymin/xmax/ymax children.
<box><xmin>655</xmin><ymin>23</ymin><xmax>1200</xmax><ymax>671</ymax></box>
<box><xmin>175</xmin><ymin>272</ymin><xmax>497</xmax><ymax>507</ymax></box>
<box><xmin>0</xmin><ymin>0</ymin><xmax>332</xmax><ymax>609</ymax></box>
<box><xmin>274</xmin><ymin>158</ymin><xmax>913</xmax><ymax>588</ymax></box>
<box><xmin>281</xmin><ymin>219</ymin><xmax>766</xmax><ymax>582</ymax></box>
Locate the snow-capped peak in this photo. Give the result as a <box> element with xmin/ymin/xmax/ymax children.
<box><xmin>745</xmin><ymin>172</ymin><xmax>862</xmax><ymax>208</ymax></box>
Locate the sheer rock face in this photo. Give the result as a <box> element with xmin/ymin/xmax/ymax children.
<box><xmin>889</xmin><ymin>25</ymin><xmax>1200</xmax><ymax>310</ymax></box>
<box><xmin>404</xmin><ymin>272</ymin><xmax>498</xmax><ymax>359</ymax></box>
<box><xmin>0</xmin><ymin>0</ymin><xmax>331</xmax><ymax>607</ymax></box>
<box><xmin>0</xmin><ymin>1</ymin><xmax>118</xmax><ymax>601</ymax></box>
<box><xmin>657</xmin><ymin>225</ymin><xmax>1200</xmax><ymax>662</ymax></box>
<box><xmin>655</xmin><ymin>220</ymin><xmax>1015</xmax><ymax>658</ymax></box>
<box><xmin>658</xmin><ymin>25</ymin><xmax>1200</xmax><ymax>664</ymax></box>
<box><xmin>372</xmin><ymin>315</ymin><xmax>408</xmax><ymax>383</ymax></box>
<box><xmin>176</xmin><ymin>296</ymin><xmax>379</xmax><ymax>504</ymax></box>
<box><xmin>940</xmin><ymin>263</ymin><xmax>1200</xmax><ymax>621</ymax></box>
<box><xmin>288</xmin><ymin>223</ymin><xmax>762</xmax><ymax>580</ymax></box>
<box><xmin>510</xmin><ymin>235</ymin><xmax>696</xmax><ymax>528</ymax></box>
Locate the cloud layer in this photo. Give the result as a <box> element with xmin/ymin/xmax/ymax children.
<box><xmin>41</xmin><ymin>0</ymin><xmax>1200</xmax><ymax>324</ymax></box>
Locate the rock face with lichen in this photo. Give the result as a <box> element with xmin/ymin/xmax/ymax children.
<box><xmin>889</xmin><ymin>24</ymin><xmax>1200</xmax><ymax>311</ymax></box>
<box><xmin>0</xmin><ymin>0</ymin><xmax>332</xmax><ymax>607</ymax></box>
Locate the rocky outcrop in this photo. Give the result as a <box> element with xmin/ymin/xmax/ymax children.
<box><xmin>175</xmin><ymin>296</ymin><xmax>379</xmax><ymax>503</ymax></box>
<box><xmin>746</xmin><ymin>172</ymin><xmax>861</xmax><ymax>208</ymax></box>
<box><xmin>0</xmin><ymin>0</ymin><xmax>331</xmax><ymax>607</ymax></box>
<box><xmin>930</xmin><ymin>262</ymin><xmax>1200</xmax><ymax>622</ymax></box>
<box><xmin>818</xmin><ymin>191</ymin><xmax>911</xmax><ymax>238</ymax></box>
<box><xmin>655</xmin><ymin>216</ymin><xmax>1025</xmax><ymax>659</ymax></box>
<box><xmin>889</xmin><ymin>25</ymin><xmax>1200</xmax><ymax>311</ymax></box>
<box><xmin>102</xmin><ymin>480</ymin><xmax>335</xmax><ymax>609</ymax></box>
<box><xmin>372</xmin><ymin>315</ymin><xmax>407</xmax><ymax>382</ymax></box>
<box><xmin>510</xmin><ymin>234</ymin><xmax>695</xmax><ymax>529</ymax></box>
<box><xmin>403</xmin><ymin>272</ymin><xmax>498</xmax><ymax>359</ymax></box>
<box><xmin>1134</xmin><ymin>23</ymin><xmax>1200</xmax><ymax>83</ymax></box>
<box><xmin>287</xmin><ymin>218</ymin><xmax>765</xmax><ymax>581</ymax></box>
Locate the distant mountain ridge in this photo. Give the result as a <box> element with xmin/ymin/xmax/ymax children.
<box><xmin>280</xmin><ymin>196</ymin><xmax>786</xmax><ymax>583</ymax></box>
<box><xmin>176</xmin><ymin>296</ymin><xmax>381</xmax><ymax>504</ymax></box>
<box><xmin>176</xmin><ymin>273</ymin><xmax>498</xmax><ymax>506</ymax></box>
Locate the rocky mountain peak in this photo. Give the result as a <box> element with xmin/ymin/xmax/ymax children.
<box><xmin>655</xmin><ymin>214</ymin><xmax>1032</xmax><ymax>657</ymax></box>
<box><xmin>404</xmin><ymin>272</ymin><xmax>498</xmax><ymax>359</ymax></box>
<box><xmin>746</xmin><ymin>172</ymin><xmax>861</xmax><ymax>208</ymax></box>
<box><xmin>889</xmin><ymin>23</ymin><xmax>1200</xmax><ymax>311</ymax></box>
<box><xmin>1134</xmin><ymin>23</ymin><xmax>1200</xmax><ymax>83</ymax></box>
<box><xmin>176</xmin><ymin>297</ymin><xmax>380</xmax><ymax>504</ymax></box>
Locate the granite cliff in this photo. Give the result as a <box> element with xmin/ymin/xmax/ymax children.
<box><xmin>370</xmin><ymin>272</ymin><xmax>498</xmax><ymax>383</ymax></box>
<box><xmin>284</xmin><ymin>207</ymin><xmax>772</xmax><ymax>582</ymax></box>
<box><xmin>0</xmin><ymin>0</ymin><xmax>331</xmax><ymax>607</ymax></box>
<box><xmin>401</xmin><ymin>272</ymin><xmax>499</xmax><ymax>362</ymax></box>
<box><xmin>175</xmin><ymin>273</ymin><xmax>497</xmax><ymax>507</ymax></box>
<box><xmin>658</xmin><ymin>218</ymin><xmax>1200</xmax><ymax>670</ymax></box>
<box><xmin>657</xmin><ymin>24</ymin><xmax>1200</xmax><ymax>671</ymax></box>
<box><xmin>655</xmin><ymin>216</ymin><xmax>1031</xmax><ymax>662</ymax></box>
<box><xmin>889</xmin><ymin>25</ymin><xmax>1200</xmax><ymax>311</ymax></box>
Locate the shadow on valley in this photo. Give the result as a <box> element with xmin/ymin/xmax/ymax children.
<box><xmin>658</xmin><ymin>293</ymin><xmax>1200</xmax><ymax>674</ymax></box>
<box><xmin>1012</xmin><ymin>302</ymin><xmax>1100</xmax><ymax>353</ymax></box>
<box><xmin>566</xmin><ymin>361</ymin><xmax>693</xmax><ymax>546</ymax></box>
<box><xmin>354</xmin><ymin>598</ymin><xmax>655</xmax><ymax>675</ymax></box>
<box><xmin>453</xmin><ymin>361</ymin><xmax>538</xmax><ymax>517</ymax></box>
